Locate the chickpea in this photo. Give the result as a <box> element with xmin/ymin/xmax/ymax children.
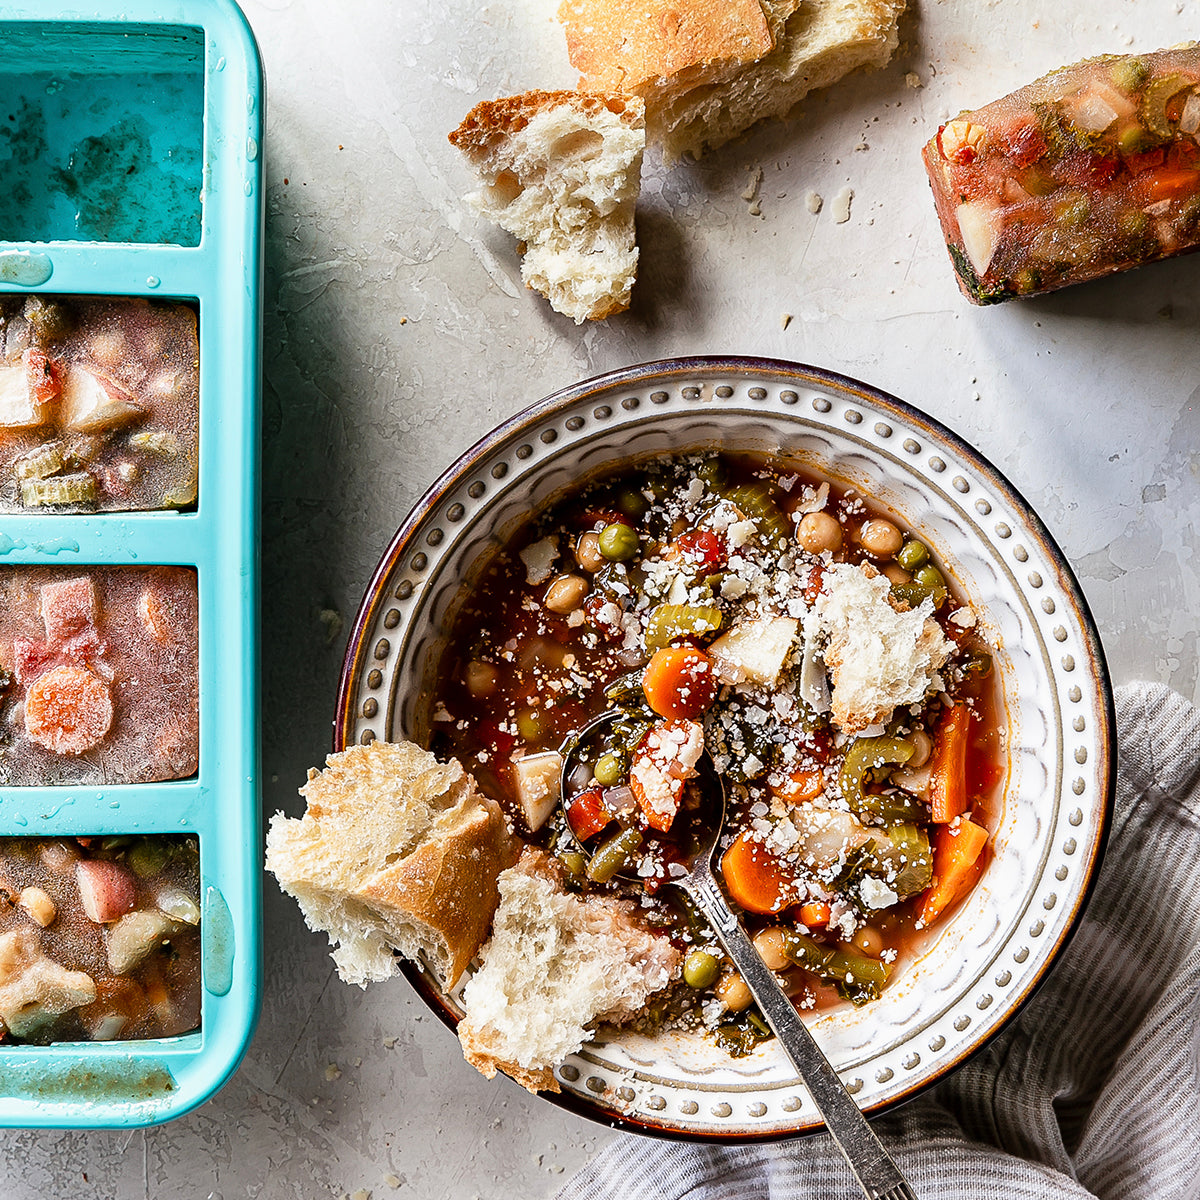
<box><xmin>752</xmin><ymin>927</ymin><xmax>791</xmax><ymax>971</ymax></box>
<box><xmin>858</xmin><ymin>518</ymin><xmax>904</xmax><ymax>559</ymax></box>
<box><xmin>464</xmin><ymin>659</ymin><xmax>498</xmax><ymax>697</ymax></box>
<box><xmin>852</xmin><ymin>926</ymin><xmax>885</xmax><ymax>957</ymax></box>
<box><xmin>882</xmin><ymin>563</ymin><xmax>911</xmax><ymax>586</ymax></box>
<box><xmin>574</xmin><ymin>531</ymin><xmax>605</xmax><ymax>573</ymax></box>
<box><xmin>715</xmin><ymin>969</ymin><xmax>753</xmax><ymax>1012</ymax></box>
<box><xmin>543</xmin><ymin>573</ymin><xmax>589</xmax><ymax>614</ymax></box>
<box><xmin>19</xmin><ymin>886</ymin><xmax>56</xmax><ymax>928</ymax></box>
<box><xmin>797</xmin><ymin>511</ymin><xmax>842</xmax><ymax>554</ymax></box>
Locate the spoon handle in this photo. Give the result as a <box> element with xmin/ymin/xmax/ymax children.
<box><xmin>683</xmin><ymin>865</ymin><xmax>919</xmax><ymax>1200</ymax></box>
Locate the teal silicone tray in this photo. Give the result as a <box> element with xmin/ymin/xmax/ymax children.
<box><xmin>0</xmin><ymin>1</ymin><xmax>262</xmax><ymax>1125</ymax></box>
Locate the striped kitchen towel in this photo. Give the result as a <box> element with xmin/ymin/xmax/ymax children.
<box><xmin>557</xmin><ymin>682</ymin><xmax>1200</xmax><ymax>1200</ymax></box>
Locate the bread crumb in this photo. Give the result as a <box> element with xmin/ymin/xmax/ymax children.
<box><xmin>905</xmin><ymin>71</ymin><xmax>923</xmax><ymax>88</ymax></box>
<box><xmin>831</xmin><ymin>187</ymin><xmax>854</xmax><ymax>224</ymax></box>
<box><xmin>781</xmin><ymin>313</ymin><xmax>793</xmax><ymax>330</ymax></box>
<box><xmin>805</xmin><ymin>190</ymin><xmax>823</xmax><ymax>214</ymax></box>
<box><xmin>319</xmin><ymin>608</ymin><xmax>343</xmax><ymax>644</ymax></box>
<box><xmin>383</xmin><ymin>1177</ymin><xmax>402</xmax><ymax>1190</ymax></box>
<box><xmin>324</xmin><ymin>1063</ymin><xmax>342</xmax><ymax>1081</ymax></box>
<box><xmin>741</xmin><ymin>166</ymin><xmax>763</xmax><ymax>202</ymax></box>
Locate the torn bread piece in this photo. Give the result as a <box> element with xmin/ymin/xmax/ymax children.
<box><xmin>811</xmin><ymin>561</ymin><xmax>953</xmax><ymax>734</ymax></box>
<box><xmin>265</xmin><ymin>741</ymin><xmax>520</xmax><ymax>990</ymax></box>
<box><xmin>560</xmin><ymin>0</ymin><xmax>905</xmax><ymax>162</ymax></box>
<box><xmin>457</xmin><ymin>849</ymin><xmax>682</xmax><ymax>1093</ymax></box>
<box><xmin>449</xmin><ymin>90</ymin><xmax>645</xmax><ymax>323</ymax></box>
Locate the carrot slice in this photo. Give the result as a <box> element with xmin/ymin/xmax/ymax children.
<box><xmin>798</xmin><ymin>900</ymin><xmax>831</xmax><ymax>929</ymax></box>
<box><xmin>776</xmin><ymin>768</ymin><xmax>824</xmax><ymax>804</ymax></box>
<box><xmin>720</xmin><ymin>830</ymin><xmax>794</xmax><ymax>915</ymax></box>
<box><xmin>23</xmin><ymin>665</ymin><xmax>113</xmax><ymax>756</ymax></box>
<box><xmin>928</xmin><ymin>703</ymin><xmax>971</xmax><ymax>823</ymax></box>
<box><xmin>641</xmin><ymin>645</ymin><xmax>716</xmax><ymax>720</ymax></box>
<box><xmin>917</xmin><ymin>817</ymin><xmax>989</xmax><ymax>927</ymax></box>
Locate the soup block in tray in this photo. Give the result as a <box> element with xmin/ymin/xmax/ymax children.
<box><xmin>0</xmin><ymin>1</ymin><xmax>262</xmax><ymax>1126</ymax></box>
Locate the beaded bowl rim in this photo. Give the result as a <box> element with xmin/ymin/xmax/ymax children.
<box><xmin>334</xmin><ymin>356</ymin><xmax>1116</xmax><ymax>1142</ymax></box>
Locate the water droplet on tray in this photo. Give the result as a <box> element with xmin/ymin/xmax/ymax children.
<box><xmin>146</xmin><ymin>275</ymin><xmax>161</xmax><ymax>289</ymax></box>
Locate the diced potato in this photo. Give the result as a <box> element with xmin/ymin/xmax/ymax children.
<box><xmin>106</xmin><ymin>910</ymin><xmax>183</xmax><ymax>975</ymax></box>
<box><xmin>0</xmin><ymin>362</ymin><xmax>48</xmax><ymax>429</ymax></box>
<box><xmin>708</xmin><ymin>615</ymin><xmax>799</xmax><ymax>686</ymax></box>
<box><xmin>511</xmin><ymin>750</ymin><xmax>563</xmax><ymax>832</ymax></box>
<box><xmin>76</xmin><ymin>859</ymin><xmax>136</xmax><ymax>924</ymax></box>
<box><xmin>60</xmin><ymin>364</ymin><xmax>144</xmax><ymax>433</ymax></box>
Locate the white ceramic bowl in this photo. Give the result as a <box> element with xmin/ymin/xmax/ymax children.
<box><xmin>335</xmin><ymin>357</ymin><xmax>1114</xmax><ymax>1141</ymax></box>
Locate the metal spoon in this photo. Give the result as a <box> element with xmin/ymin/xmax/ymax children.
<box><xmin>560</xmin><ymin>713</ymin><xmax>919</xmax><ymax>1200</ymax></box>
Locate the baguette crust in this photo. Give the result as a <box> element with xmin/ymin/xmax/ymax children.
<box><xmin>449</xmin><ymin>89</ymin><xmax>645</xmax><ymax>323</ymax></box>
<box><xmin>266</xmin><ymin>741</ymin><xmax>520</xmax><ymax>991</ymax></box>
<box><xmin>558</xmin><ymin>0</ymin><xmax>776</xmax><ymax>92</ymax></box>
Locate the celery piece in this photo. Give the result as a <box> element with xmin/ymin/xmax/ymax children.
<box><xmin>838</xmin><ymin>736</ymin><xmax>915</xmax><ymax>818</ymax></box>
<box><xmin>723</xmin><ymin>482</ymin><xmax>792</xmax><ymax>545</ymax></box>
<box><xmin>782</xmin><ymin>930</ymin><xmax>889</xmax><ymax>1003</ymax></box>
<box><xmin>129</xmin><ymin>429</ymin><xmax>180</xmax><ymax>455</ymax></box>
<box><xmin>21</xmin><ymin>472</ymin><xmax>96</xmax><ymax>507</ymax></box>
<box><xmin>644</xmin><ymin>603</ymin><xmax>723</xmax><ymax>652</ymax></box>
<box><xmin>12</xmin><ymin>441</ymin><xmax>65</xmax><ymax>481</ymax></box>
<box><xmin>1141</xmin><ymin>73</ymin><xmax>1191</xmax><ymax>139</ymax></box>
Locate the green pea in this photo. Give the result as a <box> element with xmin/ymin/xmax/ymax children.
<box><xmin>915</xmin><ymin>564</ymin><xmax>948</xmax><ymax>607</ymax></box>
<box><xmin>516</xmin><ymin>708</ymin><xmax>544</xmax><ymax>741</ymax></box>
<box><xmin>896</xmin><ymin>540</ymin><xmax>928</xmax><ymax>572</ymax></box>
<box><xmin>1110</xmin><ymin>56</ymin><xmax>1148</xmax><ymax>93</ymax></box>
<box><xmin>1117</xmin><ymin>123</ymin><xmax>1155</xmax><ymax>155</ymax></box>
<box><xmin>616</xmin><ymin>487</ymin><xmax>649</xmax><ymax>520</ymax></box>
<box><xmin>598</xmin><ymin>522</ymin><xmax>639</xmax><ymax>562</ymax></box>
<box><xmin>683</xmin><ymin>948</ymin><xmax>722</xmax><ymax>989</ymax></box>
<box><xmin>593</xmin><ymin>752</ymin><xmax>624</xmax><ymax>787</ymax></box>
<box><xmin>128</xmin><ymin>839</ymin><xmax>169</xmax><ymax>878</ymax></box>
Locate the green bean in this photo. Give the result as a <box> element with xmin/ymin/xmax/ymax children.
<box><xmin>683</xmin><ymin>948</ymin><xmax>722</xmax><ymax>989</ymax></box>
<box><xmin>557</xmin><ymin>850</ymin><xmax>587</xmax><ymax>880</ymax></box>
<box><xmin>883</xmin><ymin>823</ymin><xmax>934</xmax><ymax>898</ymax></box>
<box><xmin>516</xmin><ymin>708</ymin><xmax>544</xmax><ymax>741</ymax></box>
<box><xmin>586</xmin><ymin>826</ymin><xmax>643</xmax><ymax>882</ymax></box>
<box><xmin>644</xmin><ymin>603</ymin><xmax>723</xmax><ymax>652</ymax></box>
<box><xmin>696</xmin><ymin>458</ymin><xmax>727</xmax><ymax>490</ymax></box>
<box><xmin>128</xmin><ymin>840</ymin><xmax>170</xmax><ymax>878</ymax></box>
<box><xmin>782</xmin><ymin>930</ymin><xmax>889</xmax><ymax>997</ymax></box>
<box><xmin>616</xmin><ymin>486</ymin><xmax>649</xmax><ymax>520</ymax></box>
<box><xmin>599</xmin><ymin>522</ymin><xmax>639</xmax><ymax>562</ymax></box>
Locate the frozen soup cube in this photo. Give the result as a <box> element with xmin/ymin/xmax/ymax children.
<box><xmin>0</xmin><ymin>566</ymin><xmax>199</xmax><ymax>786</ymax></box>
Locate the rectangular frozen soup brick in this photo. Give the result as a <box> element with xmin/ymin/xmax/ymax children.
<box><xmin>0</xmin><ymin>836</ymin><xmax>201</xmax><ymax>1044</ymax></box>
<box><xmin>0</xmin><ymin>296</ymin><xmax>199</xmax><ymax>511</ymax></box>
<box><xmin>923</xmin><ymin>46</ymin><xmax>1200</xmax><ymax>303</ymax></box>
<box><xmin>0</xmin><ymin>567</ymin><xmax>199</xmax><ymax>785</ymax></box>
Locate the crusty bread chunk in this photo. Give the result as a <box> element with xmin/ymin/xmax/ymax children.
<box><xmin>265</xmin><ymin>741</ymin><xmax>519</xmax><ymax>991</ymax></box>
<box><xmin>559</xmin><ymin>0</ymin><xmax>906</xmax><ymax>162</ymax></box>
<box><xmin>448</xmin><ymin>90</ymin><xmax>645</xmax><ymax>323</ymax></box>
<box><xmin>811</xmin><ymin>561</ymin><xmax>953</xmax><ymax>734</ymax></box>
<box><xmin>458</xmin><ymin>850</ymin><xmax>682</xmax><ymax>1093</ymax></box>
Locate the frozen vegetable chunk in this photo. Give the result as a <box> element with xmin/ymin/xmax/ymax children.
<box><xmin>0</xmin><ymin>836</ymin><xmax>201</xmax><ymax>1044</ymax></box>
<box><xmin>923</xmin><ymin>45</ymin><xmax>1200</xmax><ymax>303</ymax></box>
<box><xmin>0</xmin><ymin>296</ymin><xmax>199</xmax><ymax>511</ymax></box>
<box><xmin>0</xmin><ymin>567</ymin><xmax>198</xmax><ymax>786</ymax></box>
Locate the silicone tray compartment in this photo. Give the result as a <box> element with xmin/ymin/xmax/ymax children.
<box><xmin>0</xmin><ymin>1</ymin><xmax>261</xmax><ymax>1127</ymax></box>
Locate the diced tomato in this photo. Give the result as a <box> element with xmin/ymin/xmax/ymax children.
<box><xmin>579</xmin><ymin>507</ymin><xmax>632</xmax><ymax>532</ymax></box>
<box><xmin>23</xmin><ymin>347</ymin><xmax>60</xmax><ymax>404</ymax></box>
<box><xmin>1168</xmin><ymin>139</ymin><xmax>1200</xmax><ymax>172</ymax></box>
<box><xmin>12</xmin><ymin>638</ymin><xmax>55</xmax><ymax>686</ymax></box>
<box><xmin>582</xmin><ymin>592</ymin><xmax>625</xmax><ymax>640</ymax></box>
<box><xmin>671</xmin><ymin>528</ymin><xmax>726</xmax><ymax>573</ymax></box>
<box><xmin>804</xmin><ymin>564</ymin><xmax>826</xmax><ymax>605</ymax></box>
<box><xmin>995</xmin><ymin>121</ymin><xmax>1048</xmax><ymax>169</ymax></box>
<box><xmin>566</xmin><ymin>786</ymin><xmax>613</xmax><ymax>842</ymax></box>
<box><xmin>40</xmin><ymin>576</ymin><xmax>98</xmax><ymax>645</ymax></box>
<box><xmin>1053</xmin><ymin>150</ymin><xmax>1120</xmax><ymax>188</ymax></box>
<box><xmin>641</xmin><ymin>645</ymin><xmax>717</xmax><ymax>720</ymax></box>
<box><xmin>1124</xmin><ymin>147</ymin><xmax>1166</xmax><ymax>176</ymax></box>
